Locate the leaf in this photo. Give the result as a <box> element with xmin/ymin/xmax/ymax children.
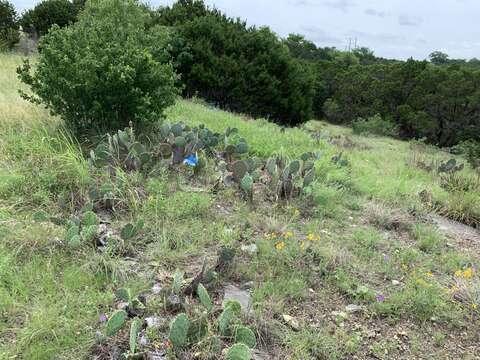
<box><xmin>196</xmin><ymin>283</ymin><xmax>212</xmax><ymax>311</ymax></box>
<box><xmin>106</xmin><ymin>310</ymin><xmax>127</xmax><ymax>336</ymax></box>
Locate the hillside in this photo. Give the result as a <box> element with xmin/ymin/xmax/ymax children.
<box><xmin>1</xmin><ymin>53</ymin><xmax>479</xmax><ymax>359</ymax></box>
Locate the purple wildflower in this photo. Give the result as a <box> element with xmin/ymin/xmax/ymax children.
<box><xmin>376</xmin><ymin>294</ymin><xmax>385</xmax><ymax>302</ymax></box>
<box><xmin>383</xmin><ymin>254</ymin><xmax>390</xmax><ymax>262</ymax></box>
<box><xmin>99</xmin><ymin>314</ymin><xmax>107</xmax><ymax>323</ymax></box>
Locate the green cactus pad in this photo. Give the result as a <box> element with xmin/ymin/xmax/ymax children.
<box><xmin>121</xmin><ymin>223</ymin><xmax>135</xmax><ymax>240</ymax></box>
<box><xmin>232</xmin><ymin>160</ymin><xmax>248</xmax><ymax>183</ymax></box>
<box><xmin>171</xmin><ymin>123</ymin><xmax>183</xmax><ymax>137</ymax></box>
<box><xmin>106</xmin><ymin>310</ymin><xmax>127</xmax><ymax>336</ymax></box>
<box><xmin>80</xmin><ymin>225</ymin><xmax>98</xmax><ymax>242</ymax></box>
<box><xmin>288</xmin><ymin>160</ymin><xmax>300</xmax><ymax>175</ymax></box>
<box><xmin>266</xmin><ymin>158</ymin><xmax>277</xmax><ymax>176</ymax></box>
<box><xmin>225</xmin><ymin>144</ymin><xmax>236</xmax><ymax>154</ymax></box>
<box><xmin>197</xmin><ymin>283</ymin><xmax>213</xmax><ymax>311</ymax></box>
<box><xmin>158</xmin><ymin>143</ymin><xmax>173</xmax><ymax>158</ymax></box>
<box><xmin>169</xmin><ymin>313</ymin><xmax>190</xmax><ymax>349</ymax></box>
<box><xmin>68</xmin><ymin>234</ymin><xmax>82</xmax><ymax>248</ymax></box>
<box><xmin>223</xmin><ymin>299</ymin><xmax>242</xmax><ymax>316</ymax></box>
<box><xmin>129</xmin><ymin>318</ymin><xmax>142</xmax><ymax>354</ymax></box>
<box><xmin>226</xmin><ymin>343</ymin><xmax>251</xmax><ymax>360</ymax></box>
<box><xmin>81</xmin><ymin>211</ymin><xmax>98</xmax><ymax>227</ymax></box>
<box><xmin>303</xmin><ymin>169</ymin><xmax>315</xmax><ymax>187</ymax></box>
<box><xmin>174</xmin><ymin>136</ymin><xmax>187</xmax><ymax>147</ymax></box>
<box><xmin>65</xmin><ymin>225</ymin><xmax>80</xmax><ymax>242</ymax></box>
<box><xmin>218</xmin><ymin>307</ymin><xmax>235</xmax><ymax>335</ymax></box>
<box><xmin>240</xmin><ymin>174</ymin><xmax>253</xmax><ymax>192</ymax></box>
<box><xmin>115</xmin><ymin>287</ymin><xmax>131</xmax><ymax>302</ymax></box>
<box><xmin>236</xmin><ymin>141</ymin><xmax>248</xmax><ymax>154</ymax></box>
<box><xmin>235</xmin><ymin>326</ymin><xmax>256</xmax><ymax>348</ymax></box>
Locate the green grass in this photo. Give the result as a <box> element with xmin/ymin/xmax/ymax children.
<box><xmin>1</xmin><ymin>53</ymin><xmax>479</xmax><ymax>359</ymax></box>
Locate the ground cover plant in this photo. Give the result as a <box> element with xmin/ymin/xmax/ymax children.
<box><xmin>1</xmin><ymin>51</ymin><xmax>480</xmax><ymax>360</ymax></box>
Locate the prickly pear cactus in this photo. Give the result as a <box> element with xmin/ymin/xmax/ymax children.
<box><xmin>232</xmin><ymin>160</ymin><xmax>248</xmax><ymax>183</ymax></box>
<box><xmin>226</xmin><ymin>343</ymin><xmax>251</xmax><ymax>360</ymax></box>
<box><xmin>106</xmin><ymin>310</ymin><xmax>127</xmax><ymax>336</ymax></box>
<box><xmin>169</xmin><ymin>313</ymin><xmax>190</xmax><ymax>349</ymax></box>
<box><xmin>234</xmin><ymin>326</ymin><xmax>256</xmax><ymax>348</ymax></box>
<box><xmin>129</xmin><ymin>318</ymin><xmax>142</xmax><ymax>354</ymax></box>
<box><xmin>197</xmin><ymin>283</ymin><xmax>213</xmax><ymax>311</ymax></box>
<box><xmin>218</xmin><ymin>306</ymin><xmax>235</xmax><ymax>336</ymax></box>
<box><xmin>223</xmin><ymin>299</ymin><xmax>242</xmax><ymax>316</ymax></box>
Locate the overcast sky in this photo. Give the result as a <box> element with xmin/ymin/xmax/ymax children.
<box><xmin>12</xmin><ymin>0</ymin><xmax>480</xmax><ymax>60</ymax></box>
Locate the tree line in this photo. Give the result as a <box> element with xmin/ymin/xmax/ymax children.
<box><xmin>2</xmin><ymin>0</ymin><xmax>480</xmax><ymax>148</ymax></box>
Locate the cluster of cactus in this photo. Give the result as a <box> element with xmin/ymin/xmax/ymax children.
<box><xmin>438</xmin><ymin>158</ymin><xmax>464</xmax><ymax>174</ymax></box>
<box><xmin>64</xmin><ymin>207</ymin><xmax>99</xmax><ymax>248</ymax></box>
<box><xmin>99</xmin><ymin>288</ymin><xmax>145</xmax><ymax>356</ymax></box>
<box><xmin>265</xmin><ymin>152</ymin><xmax>318</xmax><ymax>200</ymax></box>
<box><xmin>89</xmin><ymin>125</ymin><xmax>152</xmax><ymax>172</ymax></box>
<box><xmin>156</xmin><ymin>122</ymin><xmax>219</xmax><ymax>165</ymax></box>
<box><xmin>168</xmin><ymin>284</ymin><xmax>255</xmax><ymax>359</ymax></box>
<box><xmin>120</xmin><ymin>219</ymin><xmax>144</xmax><ymax>241</ymax></box>
<box><xmin>230</xmin><ymin>158</ymin><xmax>262</xmax><ymax>201</ymax></box>
<box><xmin>222</xmin><ymin>127</ymin><xmax>249</xmax><ymax>162</ymax></box>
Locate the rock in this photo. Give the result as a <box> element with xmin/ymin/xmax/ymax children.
<box><xmin>392</xmin><ymin>280</ymin><xmax>401</xmax><ymax>286</ymax></box>
<box><xmin>241</xmin><ymin>244</ymin><xmax>257</xmax><ymax>254</ymax></box>
<box><xmin>151</xmin><ymin>283</ymin><xmax>162</xmax><ymax>295</ymax></box>
<box><xmin>117</xmin><ymin>301</ymin><xmax>128</xmax><ymax>310</ymax></box>
<box><xmin>282</xmin><ymin>314</ymin><xmax>300</xmax><ymax>331</ymax></box>
<box><xmin>223</xmin><ymin>284</ymin><xmax>251</xmax><ymax>315</ymax></box>
<box><xmin>242</xmin><ymin>281</ymin><xmax>254</xmax><ymax>290</ymax></box>
<box><xmin>145</xmin><ymin>316</ymin><xmax>161</xmax><ymax>328</ymax></box>
<box><xmin>345</xmin><ymin>304</ymin><xmax>363</xmax><ymax>313</ymax></box>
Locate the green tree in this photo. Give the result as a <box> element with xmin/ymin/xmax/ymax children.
<box><xmin>0</xmin><ymin>0</ymin><xmax>19</xmax><ymax>49</ymax></box>
<box><xmin>429</xmin><ymin>51</ymin><xmax>449</xmax><ymax>65</ymax></box>
<box><xmin>17</xmin><ymin>0</ymin><xmax>179</xmax><ymax>135</ymax></box>
<box><xmin>19</xmin><ymin>0</ymin><xmax>78</xmax><ymax>37</ymax></box>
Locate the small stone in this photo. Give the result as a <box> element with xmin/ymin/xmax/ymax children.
<box><xmin>345</xmin><ymin>304</ymin><xmax>363</xmax><ymax>313</ymax></box>
<box><xmin>392</xmin><ymin>280</ymin><xmax>401</xmax><ymax>286</ymax></box>
<box><xmin>145</xmin><ymin>316</ymin><xmax>161</xmax><ymax>328</ymax></box>
<box><xmin>117</xmin><ymin>301</ymin><xmax>128</xmax><ymax>310</ymax></box>
<box><xmin>151</xmin><ymin>283</ymin><xmax>162</xmax><ymax>295</ymax></box>
<box><xmin>282</xmin><ymin>314</ymin><xmax>300</xmax><ymax>331</ymax></box>
<box><xmin>242</xmin><ymin>281</ymin><xmax>254</xmax><ymax>289</ymax></box>
<box><xmin>241</xmin><ymin>244</ymin><xmax>257</xmax><ymax>254</ymax></box>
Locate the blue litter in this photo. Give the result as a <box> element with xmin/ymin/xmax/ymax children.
<box><xmin>183</xmin><ymin>154</ymin><xmax>198</xmax><ymax>167</ymax></box>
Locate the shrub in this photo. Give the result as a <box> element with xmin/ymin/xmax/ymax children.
<box><xmin>352</xmin><ymin>114</ymin><xmax>398</xmax><ymax>137</ymax></box>
<box><xmin>19</xmin><ymin>0</ymin><xmax>78</xmax><ymax>37</ymax></box>
<box><xmin>453</xmin><ymin>140</ymin><xmax>480</xmax><ymax>169</ymax></box>
<box><xmin>0</xmin><ymin>0</ymin><xmax>19</xmax><ymax>50</ymax></box>
<box><xmin>17</xmin><ymin>0</ymin><xmax>179</xmax><ymax>135</ymax></box>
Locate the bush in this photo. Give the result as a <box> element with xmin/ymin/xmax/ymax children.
<box><xmin>0</xmin><ymin>0</ymin><xmax>19</xmax><ymax>50</ymax></box>
<box><xmin>453</xmin><ymin>140</ymin><xmax>480</xmax><ymax>169</ymax></box>
<box><xmin>17</xmin><ymin>0</ymin><xmax>179</xmax><ymax>135</ymax></box>
<box><xmin>19</xmin><ymin>0</ymin><xmax>78</xmax><ymax>37</ymax></box>
<box><xmin>352</xmin><ymin>114</ymin><xmax>398</xmax><ymax>137</ymax></box>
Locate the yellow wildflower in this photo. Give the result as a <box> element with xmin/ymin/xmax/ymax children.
<box><xmin>283</xmin><ymin>231</ymin><xmax>294</xmax><ymax>239</ymax></box>
<box><xmin>294</xmin><ymin>209</ymin><xmax>300</xmax><ymax>216</ymax></box>
<box><xmin>463</xmin><ymin>268</ymin><xmax>474</xmax><ymax>279</ymax></box>
<box><xmin>425</xmin><ymin>272</ymin><xmax>434</xmax><ymax>278</ymax></box>
<box><xmin>454</xmin><ymin>270</ymin><xmax>463</xmax><ymax>278</ymax></box>
<box><xmin>471</xmin><ymin>303</ymin><xmax>478</xmax><ymax>310</ymax></box>
<box><xmin>300</xmin><ymin>241</ymin><xmax>305</xmax><ymax>251</ymax></box>
<box><xmin>307</xmin><ymin>233</ymin><xmax>320</xmax><ymax>241</ymax></box>
<box><xmin>275</xmin><ymin>241</ymin><xmax>286</xmax><ymax>250</ymax></box>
